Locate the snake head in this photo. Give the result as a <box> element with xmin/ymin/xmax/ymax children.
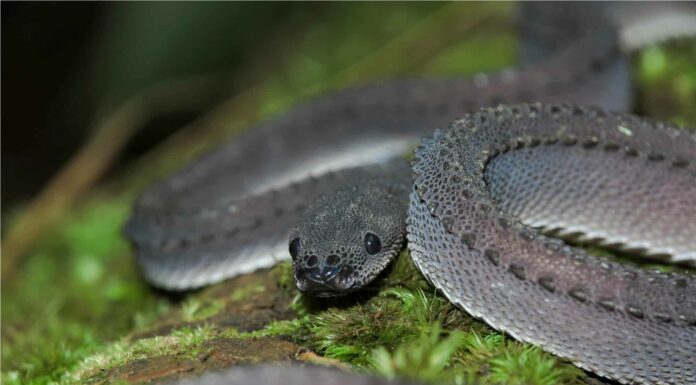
<box><xmin>289</xmin><ymin>180</ymin><xmax>408</xmax><ymax>297</ymax></box>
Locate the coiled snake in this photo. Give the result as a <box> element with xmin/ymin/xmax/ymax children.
<box><xmin>125</xmin><ymin>3</ymin><xmax>696</xmax><ymax>385</ymax></box>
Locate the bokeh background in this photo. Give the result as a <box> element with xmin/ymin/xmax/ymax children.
<box><xmin>3</xmin><ymin>2</ymin><xmax>516</xmax><ymax>209</ymax></box>
<box><xmin>2</xmin><ymin>3</ymin><xmax>695</xmax><ymax>385</ymax></box>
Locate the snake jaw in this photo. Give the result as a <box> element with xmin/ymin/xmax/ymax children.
<box><xmin>295</xmin><ymin>265</ymin><xmax>357</xmax><ymax>297</ymax></box>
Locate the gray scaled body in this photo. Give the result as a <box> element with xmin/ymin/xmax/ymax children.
<box><xmin>124</xmin><ymin>3</ymin><xmax>696</xmax><ymax>385</ymax></box>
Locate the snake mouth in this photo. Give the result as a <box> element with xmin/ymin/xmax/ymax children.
<box><xmin>295</xmin><ymin>265</ymin><xmax>356</xmax><ymax>296</ymax></box>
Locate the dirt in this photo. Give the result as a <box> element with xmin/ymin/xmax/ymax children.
<box><xmin>131</xmin><ymin>267</ymin><xmax>296</xmax><ymax>340</ymax></box>
<box><xmin>85</xmin><ymin>337</ymin><xmax>302</xmax><ymax>384</ymax></box>
<box><xmin>85</xmin><ymin>267</ymin><xmax>308</xmax><ymax>384</ymax></box>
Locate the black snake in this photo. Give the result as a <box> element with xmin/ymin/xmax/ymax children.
<box><xmin>125</xmin><ymin>3</ymin><xmax>696</xmax><ymax>385</ymax></box>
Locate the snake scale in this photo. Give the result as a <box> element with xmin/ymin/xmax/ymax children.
<box><xmin>124</xmin><ymin>3</ymin><xmax>696</xmax><ymax>385</ymax></box>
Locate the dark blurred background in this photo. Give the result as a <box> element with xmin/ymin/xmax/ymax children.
<box><xmin>3</xmin><ymin>1</ymin><xmax>694</xmax><ymax>250</ymax></box>
<box><xmin>6</xmin><ymin>3</ymin><xmax>509</xmax><ymax>218</ymax></box>
<box><xmin>2</xmin><ymin>2</ymin><xmax>315</xmax><ymax>210</ymax></box>
<box><xmin>2</xmin><ymin>1</ymin><xmax>523</xmax><ymax>282</ymax></box>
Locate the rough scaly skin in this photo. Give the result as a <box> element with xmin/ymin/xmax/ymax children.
<box><xmin>124</xmin><ymin>4</ymin><xmax>696</xmax><ymax>385</ymax></box>
<box><xmin>124</xmin><ymin>5</ymin><xmax>628</xmax><ymax>289</ymax></box>
<box><xmin>409</xmin><ymin>104</ymin><xmax>696</xmax><ymax>385</ymax></box>
<box><xmin>289</xmin><ymin>160</ymin><xmax>411</xmax><ymax>297</ymax></box>
<box><xmin>486</xmin><ymin>142</ymin><xmax>696</xmax><ymax>260</ymax></box>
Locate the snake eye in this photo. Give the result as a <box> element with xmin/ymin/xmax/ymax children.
<box><xmin>364</xmin><ymin>232</ymin><xmax>382</xmax><ymax>255</ymax></box>
<box><xmin>289</xmin><ymin>238</ymin><xmax>301</xmax><ymax>259</ymax></box>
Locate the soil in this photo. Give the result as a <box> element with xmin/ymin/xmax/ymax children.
<box><xmin>86</xmin><ymin>337</ymin><xmax>302</xmax><ymax>384</ymax></box>
<box><xmin>83</xmin><ymin>267</ymin><xmax>311</xmax><ymax>384</ymax></box>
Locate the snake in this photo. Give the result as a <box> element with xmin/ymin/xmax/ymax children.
<box><xmin>168</xmin><ymin>364</ymin><xmax>415</xmax><ymax>385</ymax></box>
<box><xmin>124</xmin><ymin>3</ymin><xmax>696</xmax><ymax>385</ymax></box>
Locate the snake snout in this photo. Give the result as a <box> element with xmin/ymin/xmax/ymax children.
<box><xmin>295</xmin><ymin>255</ymin><xmax>355</xmax><ymax>296</ymax></box>
<box><xmin>306</xmin><ymin>264</ymin><xmax>342</xmax><ymax>282</ymax></box>
<box><xmin>302</xmin><ymin>254</ymin><xmax>343</xmax><ymax>281</ymax></box>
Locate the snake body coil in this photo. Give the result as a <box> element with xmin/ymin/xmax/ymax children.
<box><xmin>409</xmin><ymin>104</ymin><xmax>695</xmax><ymax>385</ymax></box>
<box><xmin>125</xmin><ymin>4</ymin><xmax>696</xmax><ymax>385</ymax></box>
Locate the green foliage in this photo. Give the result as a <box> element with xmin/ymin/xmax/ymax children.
<box><xmin>275</xmin><ymin>260</ymin><xmax>297</xmax><ymax>291</ymax></box>
<box><xmin>2</xmin><ymin>199</ymin><xmax>169</xmax><ymax>385</ymax></box>
<box><xmin>180</xmin><ymin>297</ymin><xmax>226</xmax><ymax>323</ymax></box>
<box><xmin>637</xmin><ymin>41</ymin><xmax>696</xmax><ymax>128</ymax></box>
<box><xmin>169</xmin><ymin>325</ymin><xmax>218</xmax><ymax>356</ymax></box>
<box><xmin>256</xmin><ymin>3</ymin><xmax>511</xmax><ymax>115</ymax></box>
<box><xmin>259</xmin><ymin>254</ymin><xmax>583</xmax><ymax>385</ymax></box>
<box><xmin>370</xmin><ymin>323</ymin><xmax>468</xmax><ymax>384</ymax></box>
<box><xmin>63</xmin><ymin>325</ymin><xmax>220</xmax><ymax>384</ymax></box>
<box><xmin>488</xmin><ymin>346</ymin><xmax>584</xmax><ymax>385</ymax></box>
<box><xmin>369</xmin><ymin>317</ymin><xmax>583</xmax><ymax>385</ymax></box>
<box><xmin>229</xmin><ymin>283</ymin><xmax>267</xmax><ymax>302</ymax></box>
<box><xmin>242</xmin><ymin>255</ymin><xmax>581</xmax><ymax>384</ymax></box>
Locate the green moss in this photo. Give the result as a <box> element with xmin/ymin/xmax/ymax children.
<box><xmin>369</xmin><ymin>325</ymin><xmax>583</xmax><ymax>385</ymax></box>
<box><xmin>370</xmin><ymin>323</ymin><xmax>469</xmax><ymax>384</ymax></box>
<box><xmin>252</xmin><ymin>254</ymin><xmax>584</xmax><ymax>385</ymax></box>
<box><xmin>180</xmin><ymin>298</ymin><xmax>226</xmax><ymax>323</ymax></box>
<box><xmin>63</xmin><ymin>325</ymin><xmax>220</xmax><ymax>384</ymax></box>
<box><xmin>229</xmin><ymin>283</ymin><xmax>267</xmax><ymax>302</ymax></box>
<box><xmin>487</xmin><ymin>346</ymin><xmax>583</xmax><ymax>385</ymax></box>
<box><xmin>1</xmin><ymin>198</ymin><xmax>169</xmax><ymax>385</ymax></box>
<box><xmin>274</xmin><ymin>266</ymin><xmax>293</xmax><ymax>293</ymax></box>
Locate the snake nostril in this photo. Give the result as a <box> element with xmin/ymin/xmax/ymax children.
<box><xmin>325</xmin><ymin>254</ymin><xmax>341</xmax><ymax>266</ymax></box>
<box><xmin>305</xmin><ymin>267</ymin><xmax>322</xmax><ymax>282</ymax></box>
<box><xmin>321</xmin><ymin>266</ymin><xmax>341</xmax><ymax>281</ymax></box>
<box><xmin>306</xmin><ymin>255</ymin><xmax>319</xmax><ymax>267</ymax></box>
